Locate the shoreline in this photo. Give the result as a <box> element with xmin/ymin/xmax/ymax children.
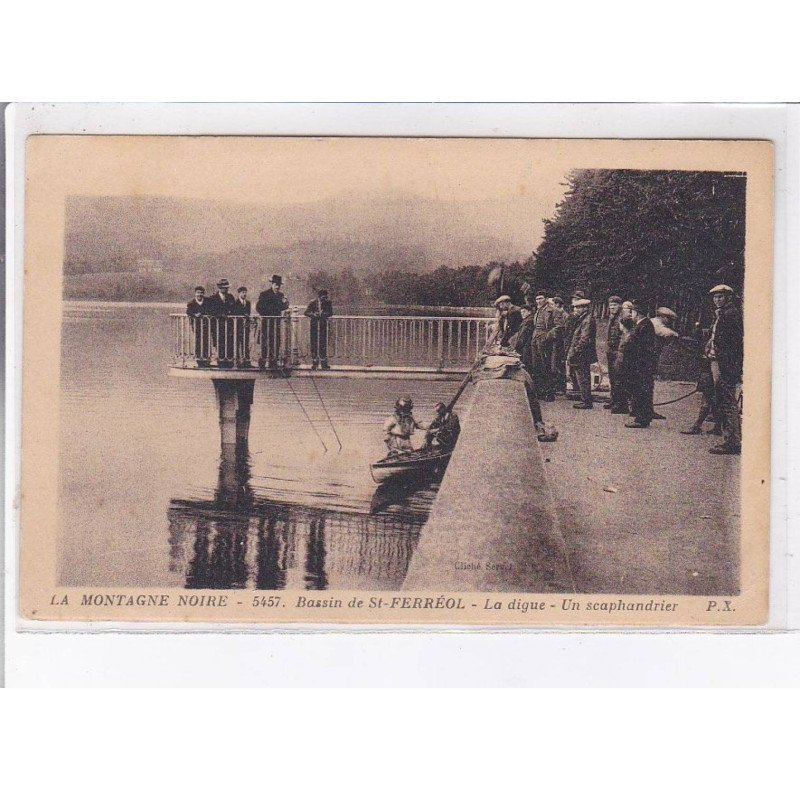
<box><xmin>62</xmin><ymin>299</ymin><xmax>495</xmax><ymax>316</ymax></box>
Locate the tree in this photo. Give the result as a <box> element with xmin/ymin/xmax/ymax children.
<box><xmin>533</xmin><ymin>169</ymin><xmax>746</xmax><ymax>323</ymax></box>
<box><xmin>306</xmin><ymin>267</ymin><xmax>367</xmax><ymax>307</ymax></box>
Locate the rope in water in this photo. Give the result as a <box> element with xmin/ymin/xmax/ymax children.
<box><xmin>284</xmin><ymin>377</ymin><xmax>328</xmax><ymax>453</ymax></box>
<box><xmin>309</xmin><ymin>374</ymin><xmax>343</xmax><ymax>453</ymax></box>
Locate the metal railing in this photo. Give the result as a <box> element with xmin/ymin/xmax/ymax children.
<box><xmin>171</xmin><ymin>313</ymin><xmax>494</xmax><ymax>371</ymax></box>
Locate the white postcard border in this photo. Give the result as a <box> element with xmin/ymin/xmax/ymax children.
<box><xmin>4</xmin><ymin>103</ymin><xmax>797</xmax><ymax>684</ymax></box>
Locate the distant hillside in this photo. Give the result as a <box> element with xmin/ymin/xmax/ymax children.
<box><xmin>63</xmin><ymin>192</ymin><xmax>542</xmax><ymax>300</ymax></box>
<box><xmin>64</xmin><ymin>273</ymin><xmax>191</xmax><ymax>303</ymax></box>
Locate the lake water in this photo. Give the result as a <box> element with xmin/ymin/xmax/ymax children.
<box><xmin>58</xmin><ymin>303</ymin><xmax>471</xmax><ymax>590</ymax></box>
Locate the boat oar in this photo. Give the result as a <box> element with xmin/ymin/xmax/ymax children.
<box><xmin>443</xmin><ymin>325</ymin><xmax>498</xmax><ymax>412</ymax></box>
<box><xmin>445</xmin><ymin>368</ymin><xmax>474</xmax><ymax>412</ymax></box>
<box><xmin>445</xmin><ymin>333</ymin><xmax>499</xmax><ymax>411</ymax></box>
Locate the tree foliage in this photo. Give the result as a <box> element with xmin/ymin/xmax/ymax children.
<box><xmin>533</xmin><ymin>169</ymin><xmax>746</xmax><ymax>313</ymax></box>
<box><xmin>304</xmin><ymin>261</ymin><xmax>532</xmax><ymax>308</ymax></box>
<box><xmin>306</xmin><ymin>267</ymin><xmax>367</xmax><ymax>306</ymax></box>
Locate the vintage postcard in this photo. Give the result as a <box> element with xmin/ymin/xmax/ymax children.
<box><xmin>15</xmin><ymin>134</ymin><xmax>772</xmax><ymax>626</ymax></box>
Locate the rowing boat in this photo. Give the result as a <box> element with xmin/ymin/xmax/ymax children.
<box><xmin>369</xmin><ymin>447</ymin><xmax>454</xmax><ymax>484</ymax></box>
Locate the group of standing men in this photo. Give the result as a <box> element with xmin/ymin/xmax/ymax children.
<box><xmin>492</xmin><ymin>283</ymin><xmax>743</xmax><ymax>456</ymax></box>
<box><xmin>185</xmin><ymin>275</ymin><xmax>334</xmax><ymax>371</ymax></box>
<box><xmin>493</xmin><ymin>291</ymin><xmax>570</xmax><ymax>401</ymax></box>
<box><xmin>494</xmin><ymin>290</ymin><xmax>601</xmax><ymax>409</ymax></box>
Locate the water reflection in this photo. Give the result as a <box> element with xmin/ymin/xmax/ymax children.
<box><xmin>168</xmin><ymin>443</ymin><xmax>424</xmax><ymax>590</ymax></box>
<box><xmin>59</xmin><ymin>305</ymin><xmax>461</xmax><ymax>588</ymax></box>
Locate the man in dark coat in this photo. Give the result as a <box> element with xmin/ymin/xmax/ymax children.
<box><xmin>186</xmin><ymin>286</ymin><xmax>211</xmax><ymax>367</ymax></box>
<box><xmin>546</xmin><ymin>296</ymin><xmax>568</xmax><ymax>395</ymax></box>
<box><xmin>566</xmin><ymin>297</ymin><xmax>597</xmax><ymax>409</ymax></box>
<box><xmin>493</xmin><ymin>295</ymin><xmax>523</xmax><ymax>347</ymax></box>
<box><xmin>231</xmin><ymin>286</ymin><xmax>252</xmax><ymax>367</ymax></box>
<box><xmin>206</xmin><ymin>278</ymin><xmax>237</xmax><ymax>367</ymax></box>
<box><xmin>512</xmin><ymin>302</ymin><xmax>535</xmax><ymax>363</ymax></box>
<box><xmin>563</xmin><ymin>291</ymin><xmax>587</xmax><ymax>398</ymax></box>
<box><xmin>622</xmin><ymin>300</ymin><xmax>657</xmax><ymax>428</ymax></box>
<box><xmin>256</xmin><ymin>274</ymin><xmax>290</xmax><ymax>369</ymax></box>
<box><xmin>530</xmin><ymin>291</ymin><xmax>556</xmax><ymax>401</ymax></box>
<box><xmin>706</xmin><ymin>285</ymin><xmax>743</xmax><ymax>455</ymax></box>
<box><xmin>604</xmin><ymin>295</ymin><xmax>627</xmax><ymax>413</ymax></box>
<box><xmin>304</xmin><ymin>289</ymin><xmax>334</xmax><ymax>369</ymax></box>
<box><xmin>424</xmin><ymin>403</ymin><xmax>461</xmax><ymax>450</ymax></box>
<box><xmin>511</xmin><ymin>303</ymin><xmax>542</xmax><ymax>407</ymax></box>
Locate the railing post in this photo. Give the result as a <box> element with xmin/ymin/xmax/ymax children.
<box><xmin>436</xmin><ymin>319</ymin><xmax>444</xmax><ymax>371</ymax></box>
<box><xmin>361</xmin><ymin>319</ymin><xmax>368</xmax><ymax>366</ymax></box>
<box><xmin>290</xmin><ymin>313</ymin><xmax>301</xmax><ymax>367</ymax></box>
<box><xmin>233</xmin><ymin>317</ymin><xmax>239</xmax><ymax>366</ymax></box>
<box><xmin>181</xmin><ymin>315</ymin><xmax>185</xmax><ymax>366</ymax></box>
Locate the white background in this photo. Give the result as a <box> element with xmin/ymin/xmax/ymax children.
<box><xmin>1</xmin><ymin>3</ymin><xmax>798</xmax><ymax>797</ymax></box>
<box><xmin>5</xmin><ymin>101</ymin><xmax>797</xmax><ymax>683</ymax></box>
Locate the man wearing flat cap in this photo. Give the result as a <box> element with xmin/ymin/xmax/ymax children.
<box><xmin>621</xmin><ymin>300</ymin><xmax>657</xmax><ymax>428</ymax></box>
<box><xmin>546</xmin><ymin>296</ymin><xmax>568</xmax><ymax>395</ymax></box>
<box><xmin>529</xmin><ymin>291</ymin><xmax>556</xmax><ymax>401</ymax></box>
<box><xmin>705</xmin><ymin>285</ymin><xmax>743</xmax><ymax>455</ymax></box>
<box><xmin>492</xmin><ymin>295</ymin><xmax>523</xmax><ymax>347</ymax></box>
<box><xmin>566</xmin><ymin>297</ymin><xmax>597</xmax><ymax>409</ymax></box>
<box><xmin>207</xmin><ymin>278</ymin><xmax>237</xmax><ymax>367</ymax></box>
<box><xmin>186</xmin><ymin>285</ymin><xmax>211</xmax><ymax>367</ymax></box>
<box><xmin>256</xmin><ymin>274</ymin><xmax>290</xmax><ymax>370</ymax></box>
<box><xmin>511</xmin><ymin>298</ymin><xmax>536</xmax><ymax>381</ymax></box>
<box><xmin>561</xmin><ymin>292</ymin><xmax>588</xmax><ymax>398</ymax></box>
<box><xmin>646</xmin><ymin>306</ymin><xmax>680</xmax><ymax>420</ymax></box>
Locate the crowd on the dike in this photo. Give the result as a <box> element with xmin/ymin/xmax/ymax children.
<box><xmin>489</xmin><ymin>284</ymin><xmax>743</xmax><ymax>456</ymax></box>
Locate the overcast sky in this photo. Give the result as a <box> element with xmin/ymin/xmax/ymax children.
<box><xmin>33</xmin><ymin>136</ymin><xmax>571</xmax><ymax>258</ymax></box>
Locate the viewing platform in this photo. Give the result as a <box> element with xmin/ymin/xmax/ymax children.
<box><xmin>169</xmin><ymin>312</ymin><xmax>492</xmax><ymax>446</ymax></box>
<box><xmin>170</xmin><ymin>313</ymin><xmax>492</xmax><ymax>380</ymax></box>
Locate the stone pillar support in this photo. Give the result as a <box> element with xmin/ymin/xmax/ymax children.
<box><xmin>212</xmin><ymin>379</ymin><xmax>255</xmax><ymax>447</ymax></box>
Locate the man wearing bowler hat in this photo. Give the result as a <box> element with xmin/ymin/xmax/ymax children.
<box><xmin>231</xmin><ymin>286</ymin><xmax>253</xmax><ymax>367</ymax></box>
<box><xmin>207</xmin><ymin>278</ymin><xmax>237</xmax><ymax>367</ymax></box>
<box><xmin>705</xmin><ymin>284</ymin><xmax>743</xmax><ymax>455</ymax></box>
<box><xmin>256</xmin><ymin>274</ymin><xmax>290</xmax><ymax>370</ymax></box>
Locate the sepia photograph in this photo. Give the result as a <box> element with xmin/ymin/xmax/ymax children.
<box><xmin>17</xmin><ymin>135</ymin><xmax>772</xmax><ymax>625</ymax></box>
